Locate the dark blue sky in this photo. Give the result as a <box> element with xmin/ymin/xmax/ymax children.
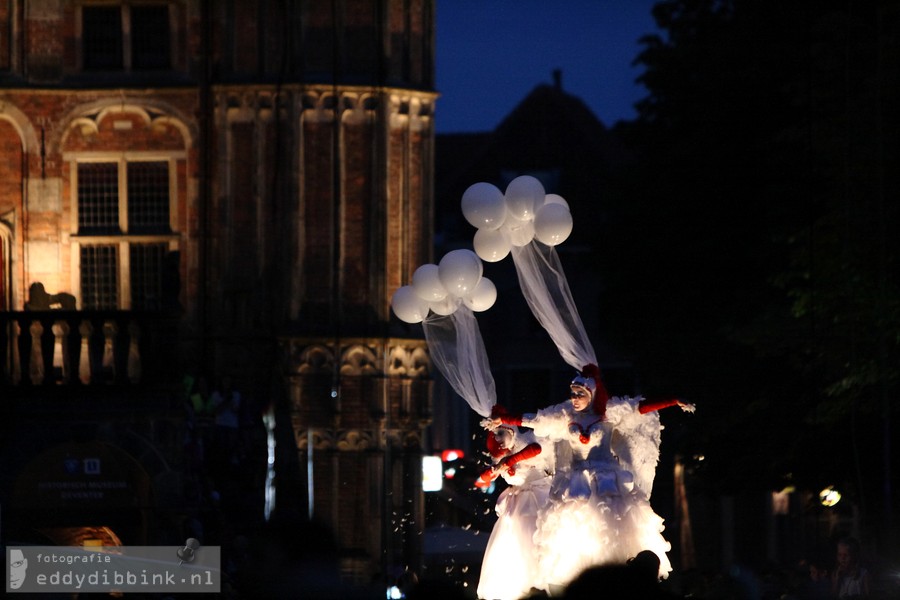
<box><xmin>435</xmin><ymin>0</ymin><xmax>661</xmax><ymax>133</ymax></box>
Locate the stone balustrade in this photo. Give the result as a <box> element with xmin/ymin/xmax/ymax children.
<box><xmin>0</xmin><ymin>311</ymin><xmax>178</xmax><ymax>387</ymax></box>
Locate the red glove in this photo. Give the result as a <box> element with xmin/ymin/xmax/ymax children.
<box><xmin>501</xmin><ymin>443</ymin><xmax>541</xmax><ymax>474</ymax></box>
<box><xmin>638</xmin><ymin>397</ymin><xmax>681</xmax><ymax>414</ymax></box>
<box><xmin>491</xmin><ymin>404</ymin><xmax>524</xmax><ymax>427</ymax></box>
<box><xmin>475</xmin><ymin>468</ymin><xmax>499</xmax><ymax>488</ymax></box>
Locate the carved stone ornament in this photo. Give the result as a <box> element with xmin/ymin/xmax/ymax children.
<box><xmin>294</xmin><ymin>428</ymin><xmax>335</xmax><ymax>451</ymax></box>
<box><xmin>340</xmin><ymin>344</ymin><xmax>378</xmax><ymax>376</ymax></box>
<box><xmin>386</xmin><ymin>343</ymin><xmax>429</xmax><ymax>378</ymax></box>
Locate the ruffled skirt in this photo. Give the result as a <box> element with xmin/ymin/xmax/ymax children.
<box><xmin>533</xmin><ymin>466</ymin><xmax>672</xmax><ymax>590</ymax></box>
<box><xmin>477</xmin><ymin>480</ymin><xmax>551</xmax><ymax>600</ymax></box>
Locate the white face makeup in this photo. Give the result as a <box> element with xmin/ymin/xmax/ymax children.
<box><xmin>493</xmin><ymin>427</ymin><xmax>514</xmax><ymax>450</ymax></box>
<box><xmin>570</xmin><ymin>385</ymin><xmax>592</xmax><ymax>412</ymax></box>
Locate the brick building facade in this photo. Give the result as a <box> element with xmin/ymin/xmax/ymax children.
<box><xmin>1</xmin><ymin>0</ymin><xmax>435</xmax><ymax>586</ymax></box>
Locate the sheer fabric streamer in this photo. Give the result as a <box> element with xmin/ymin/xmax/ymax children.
<box><xmin>422</xmin><ymin>305</ymin><xmax>496</xmax><ymax>417</ymax></box>
<box><xmin>510</xmin><ymin>241</ymin><xmax>596</xmax><ymax>369</ymax></box>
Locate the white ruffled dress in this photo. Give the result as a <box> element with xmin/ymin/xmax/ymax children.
<box><xmin>528</xmin><ymin>396</ymin><xmax>672</xmax><ymax>590</ymax></box>
<box><xmin>477</xmin><ymin>437</ymin><xmax>553</xmax><ymax>600</ymax></box>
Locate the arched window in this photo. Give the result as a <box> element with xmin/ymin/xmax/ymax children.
<box><xmin>62</xmin><ymin>104</ymin><xmax>190</xmax><ymax>312</ymax></box>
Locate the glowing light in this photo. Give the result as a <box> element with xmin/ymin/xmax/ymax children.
<box><xmin>422</xmin><ymin>456</ymin><xmax>443</xmax><ymax>492</ymax></box>
<box><xmin>386</xmin><ymin>585</ymin><xmax>404</xmax><ymax>599</ymax></box>
<box><xmin>441</xmin><ymin>449</ymin><xmax>464</xmax><ymax>462</ymax></box>
<box><xmin>819</xmin><ymin>486</ymin><xmax>841</xmax><ymax>507</ymax></box>
<box><xmin>444</xmin><ymin>467</ymin><xmax>457</xmax><ymax>479</ymax></box>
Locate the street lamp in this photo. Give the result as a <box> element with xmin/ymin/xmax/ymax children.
<box><xmin>819</xmin><ymin>486</ymin><xmax>841</xmax><ymax>507</ymax></box>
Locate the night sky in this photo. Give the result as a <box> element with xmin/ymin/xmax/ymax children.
<box><xmin>435</xmin><ymin>0</ymin><xmax>661</xmax><ymax>133</ymax></box>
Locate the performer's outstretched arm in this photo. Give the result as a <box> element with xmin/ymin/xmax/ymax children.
<box><xmin>638</xmin><ymin>397</ymin><xmax>696</xmax><ymax>414</ymax></box>
<box><xmin>476</xmin><ymin>442</ymin><xmax>542</xmax><ymax>485</ymax></box>
<box><xmin>482</xmin><ymin>411</ymin><xmax>536</xmax><ymax>429</ymax></box>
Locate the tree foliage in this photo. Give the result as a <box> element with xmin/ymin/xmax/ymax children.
<box><xmin>601</xmin><ymin>0</ymin><xmax>900</xmax><ymax>522</ymax></box>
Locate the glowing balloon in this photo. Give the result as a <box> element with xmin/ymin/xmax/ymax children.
<box><xmin>391</xmin><ymin>286</ymin><xmax>428</xmax><ymax>324</ymax></box>
<box><xmin>534</xmin><ymin>202</ymin><xmax>573</xmax><ymax>246</ymax></box>
<box><xmin>473</xmin><ymin>228</ymin><xmax>512</xmax><ymax>262</ymax></box>
<box><xmin>504</xmin><ymin>212</ymin><xmax>535</xmax><ymax>247</ymax></box>
<box><xmin>543</xmin><ymin>193</ymin><xmax>569</xmax><ymax>210</ymax></box>
<box><xmin>505</xmin><ymin>175</ymin><xmax>545</xmax><ymax>221</ymax></box>
<box><xmin>429</xmin><ymin>295</ymin><xmax>460</xmax><ymax>316</ymax></box>
<box><xmin>464</xmin><ymin>277</ymin><xmax>497</xmax><ymax>312</ymax></box>
<box><xmin>438</xmin><ymin>249</ymin><xmax>483</xmax><ymax>297</ymax></box>
<box><xmin>412</xmin><ymin>264</ymin><xmax>447</xmax><ymax>301</ymax></box>
<box><xmin>461</xmin><ymin>182</ymin><xmax>507</xmax><ymax>230</ymax></box>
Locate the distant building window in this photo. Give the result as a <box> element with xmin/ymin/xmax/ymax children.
<box><xmin>81</xmin><ymin>244</ymin><xmax>119</xmax><ymax>309</ymax></box>
<box><xmin>78</xmin><ymin>162</ymin><xmax>120</xmax><ymax>233</ymax></box>
<box><xmin>76</xmin><ymin>160</ymin><xmax>174</xmax><ymax>310</ymax></box>
<box><xmin>131</xmin><ymin>5</ymin><xmax>171</xmax><ymax>70</ymax></box>
<box><xmin>82</xmin><ymin>6</ymin><xmax>124</xmax><ymax>70</ymax></box>
<box><xmin>127</xmin><ymin>161</ymin><xmax>170</xmax><ymax>233</ymax></box>
<box><xmin>82</xmin><ymin>4</ymin><xmax>171</xmax><ymax>72</ymax></box>
<box><xmin>129</xmin><ymin>243</ymin><xmax>166</xmax><ymax>310</ymax></box>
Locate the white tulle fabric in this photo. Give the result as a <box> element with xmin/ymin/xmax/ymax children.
<box><xmin>510</xmin><ymin>241</ymin><xmax>595</xmax><ymax>370</ymax></box>
<box><xmin>510</xmin><ymin>240</ymin><xmax>663</xmax><ymax>499</ymax></box>
<box><xmin>477</xmin><ymin>430</ymin><xmax>553</xmax><ymax>600</ymax></box>
<box><xmin>422</xmin><ymin>306</ymin><xmax>496</xmax><ymax>417</ymax></box>
<box><xmin>526</xmin><ymin>398</ymin><xmax>672</xmax><ymax>589</ymax></box>
<box><xmin>509</xmin><ymin>240</ymin><xmax>672</xmax><ymax>588</ymax></box>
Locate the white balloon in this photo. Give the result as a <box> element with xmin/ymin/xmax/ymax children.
<box><xmin>412</xmin><ymin>264</ymin><xmax>447</xmax><ymax>301</ymax></box>
<box><xmin>505</xmin><ymin>175</ymin><xmax>545</xmax><ymax>221</ymax></box>
<box><xmin>391</xmin><ymin>286</ymin><xmax>428</xmax><ymax>324</ymax></box>
<box><xmin>429</xmin><ymin>295</ymin><xmax>460</xmax><ymax>316</ymax></box>
<box><xmin>473</xmin><ymin>228</ymin><xmax>511</xmax><ymax>262</ymax></box>
<box><xmin>543</xmin><ymin>193</ymin><xmax>569</xmax><ymax>210</ymax></box>
<box><xmin>504</xmin><ymin>212</ymin><xmax>535</xmax><ymax>247</ymax></box>
<box><xmin>438</xmin><ymin>249</ymin><xmax>483</xmax><ymax>297</ymax></box>
<box><xmin>534</xmin><ymin>202</ymin><xmax>573</xmax><ymax>246</ymax></box>
<box><xmin>461</xmin><ymin>182</ymin><xmax>507</xmax><ymax>230</ymax></box>
<box><xmin>464</xmin><ymin>277</ymin><xmax>498</xmax><ymax>312</ymax></box>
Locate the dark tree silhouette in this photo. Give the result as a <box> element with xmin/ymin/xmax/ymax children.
<box><xmin>599</xmin><ymin>0</ymin><xmax>899</xmax><ymax>553</ymax></box>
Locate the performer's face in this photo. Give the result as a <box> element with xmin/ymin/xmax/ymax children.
<box><xmin>570</xmin><ymin>385</ymin><xmax>592</xmax><ymax>412</ymax></box>
<box><xmin>493</xmin><ymin>428</ymin><xmax>513</xmax><ymax>449</ymax></box>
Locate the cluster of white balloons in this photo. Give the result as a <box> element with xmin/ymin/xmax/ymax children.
<box><xmin>463</xmin><ymin>175</ymin><xmax>574</xmax><ymax>262</ymax></box>
<box><xmin>391</xmin><ymin>249</ymin><xmax>497</xmax><ymax>324</ymax></box>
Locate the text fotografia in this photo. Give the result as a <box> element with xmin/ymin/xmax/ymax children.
<box><xmin>7</xmin><ymin>546</ymin><xmax>221</xmax><ymax>594</ymax></box>
<box><xmin>35</xmin><ymin>552</ymin><xmax>113</xmax><ymax>565</ymax></box>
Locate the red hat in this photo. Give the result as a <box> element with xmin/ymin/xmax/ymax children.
<box><xmin>572</xmin><ymin>364</ymin><xmax>609</xmax><ymax>417</ymax></box>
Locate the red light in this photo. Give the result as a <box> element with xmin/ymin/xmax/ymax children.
<box><xmin>441</xmin><ymin>449</ymin><xmax>464</xmax><ymax>462</ymax></box>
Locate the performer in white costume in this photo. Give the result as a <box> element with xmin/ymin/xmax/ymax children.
<box><xmin>487</xmin><ymin>364</ymin><xmax>694</xmax><ymax>590</ymax></box>
<box><xmin>393</xmin><ymin>179</ymin><xmax>698</xmax><ymax>597</ymax></box>
<box><xmin>475</xmin><ymin>407</ymin><xmax>554</xmax><ymax>600</ymax></box>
